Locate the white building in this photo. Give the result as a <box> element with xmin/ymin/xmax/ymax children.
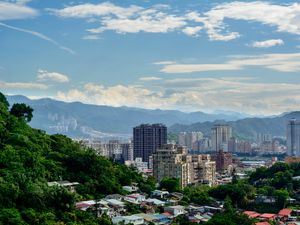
<box><xmin>112</xmin><ymin>215</ymin><xmax>144</xmax><ymax>225</ymax></box>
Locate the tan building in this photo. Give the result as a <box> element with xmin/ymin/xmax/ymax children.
<box><xmin>152</xmin><ymin>144</ymin><xmax>216</xmax><ymax>188</ymax></box>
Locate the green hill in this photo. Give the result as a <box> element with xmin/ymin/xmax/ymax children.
<box><xmin>0</xmin><ymin>92</ymin><xmax>154</xmax><ymax>225</ymax></box>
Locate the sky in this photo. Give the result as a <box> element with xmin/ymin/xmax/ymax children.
<box><xmin>1</xmin><ymin>0</ymin><xmax>300</xmax><ymax>115</ymax></box>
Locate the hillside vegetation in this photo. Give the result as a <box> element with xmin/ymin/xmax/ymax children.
<box><xmin>0</xmin><ymin>92</ymin><xmax>154</xmax><ymax>224</ymax></box>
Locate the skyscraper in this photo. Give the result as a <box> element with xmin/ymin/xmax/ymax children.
<box><xmin>133</xmin><ymin>123</ymin><xmax>167</xmax><ymax>163</ymax></box>
<box><xmin>178</xmin><ymin>131</ymin><xmax>203</xmax><ymax>150</ymax></box>
<box><xmin>287</xmin><ymin>119</ymin><xmax>300</xmax><ymax>156</ymax></box>
<box><xmin>211</xmin><ymin>124</ymin><xmax>232</xmax><ymax>152</ymax></box>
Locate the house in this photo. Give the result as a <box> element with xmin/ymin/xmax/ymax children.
<box><xmin>151</xmin><ymin>190</ymin><xmax>169</xmax><ymax>199</ymax></box>
<box><xmin>278</xmin><ymin>208</ymin><xmax>292</xmax><ymax>221</ymax></box>
<box><xmin>256</xmin><ymin>195</ymin><xmax>276</xmax><ymax>204</ymax></box>
<box><xmin>124</xmin><ymin>194</ymin><xmax>146</xmax><ymax>204</ymax></box>
<box><xmin>106</xmin><ymin>198</ymin><xmax>126</xmax><ymax>211</ymax></box>
<box><xmin>123</xmin><ymin>185</ymin><xmax>138</xmax><ymax>193</ymax></box>
<box><xmin>164</xmin><ymin>205</ymin><xmax>186</xmax><ymax>217</ymax></box>
<box><xmin>135</xmin><ymin>213</ymin><xmax>170</xmax><ymax>225</ymax></box>
<box><xmin>112</xmin><ymin>215</ymin><xmax>144</xmax><ymax>225</ymax></box>
<box><xmin>145</xmin><ymin>198</ymin><xmax>166</xmax><ymax>206</ymax></box>
<box><xmin>47</xmin><ymin>181</ymin><xmax>79</xmax><ymax>192</ymax></box>
<box><xmin>255</xmin><ymin>222</ymin><xmax>270</xmax><ymax>225</ymax></box>
<box><xmin>259</xmin><ymin>213</ymin><xmax>276</xmax><ymax>221</ymax></box>
<box><xmin>105</xmin><ymin>194</ymin><xmax>123</xmax><ymax>201</ymax></box>
<box><xmin>243</xmin><ymin>211</ymin><xmax>261</xmax><ymax>219</ymax></box>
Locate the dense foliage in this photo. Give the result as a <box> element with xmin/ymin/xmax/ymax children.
<box><xmin>0</xmin><ymin>92</ymin><xmax>154</xmax><ymax>224</ymax></box>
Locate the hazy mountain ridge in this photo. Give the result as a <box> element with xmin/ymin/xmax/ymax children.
<box><xmin>7</xmin><ymin>95</ymin><xmax>251</xmax><ymax>138</ymax></box>
<box><xmin>169</xmin><ymin>112</ymin><xmax>300</xmax><ymax>140</ymax></box>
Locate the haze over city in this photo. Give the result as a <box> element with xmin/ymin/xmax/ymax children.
<box><xmin>2</xmin><ymin>0</ymin><xmax>300</xmax><ymax>115</ymax></box>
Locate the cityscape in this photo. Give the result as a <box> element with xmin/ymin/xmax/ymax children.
<box><xmin>2</xmin><ymin>0</ymin><xmax>300</xmax><ymax>225</ymax></box>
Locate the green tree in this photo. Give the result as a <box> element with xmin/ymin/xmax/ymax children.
<box><xmin>159</xmin><ymin>177</ymin><xmax>181</xmax><ymax>193</ymax></box>
<box><xmin>0</xmin><ymin>92</ymin><xmax>9</xmax><ymax>110</ymax></box>
<box><xmin>10</xmin><ymin>103</ymin><xmax>33</xmax><ymax>122</ymax></box>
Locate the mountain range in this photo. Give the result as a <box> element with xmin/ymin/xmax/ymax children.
<box><xmin>7</xmin><ymin>95</ymin><xmax>251</xmax><ymax>138</ymax></box>
<box><xmin>7</xmin><ymin>95</ymin><xmax>298</xmax><ymax>140</ymax></box>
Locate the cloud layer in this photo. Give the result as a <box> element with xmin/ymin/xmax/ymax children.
<box><xmin>55</xmin><ymin>78</ymin><xmax>300</xmax><ymax>115</ymax></box>
<box><xmin>49</xmin><ymin>1</ymin><xmax>300</xmax><ymax>41</ymax></box>
<box><xmin>37</xmin><ymin>69</ymin><xmax>69</xmax><ymax>83</ymax></box>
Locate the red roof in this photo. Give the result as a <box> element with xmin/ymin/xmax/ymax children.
<box><xmin>255</xmin><ymin>222</ymin><xmax>270</xmax><ymax>225</ymax></box>
<box><xmin>243</xmin><ymin>211</ymin><xmax>261</xmax><ymax>218</ymax></box>
<box><xmin>278</xmin><ymin>208</ymin><xmax>292</xmax><ymax>216</ymax></box>
<box><xmin>162</xmin><ymin>212</ymin><xmax>173</xmax><ymax>217</ymax></box>
<box><xmin>260</xmin><ymin>213</ymin><xmax>276</xmax><ymax>219</ymax></box>
<box><xmin>75</xmin><ymin>203</ymin><xmax>91</xmax><ymax>209</ymax></box>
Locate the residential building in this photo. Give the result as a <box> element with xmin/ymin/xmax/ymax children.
<box><xmin>133</xmin><ymin>124</ymin><xmax>167</xmax><ymax>164</ymax></box>
<box><xmin>112</xmin><ymin>215</ymin><xmax>144</xmax><ymax>225</ymax></box>
<box><xmin>178</xmin><ymin>132</ymin><xmax>203</xmax><ymax>150</ymax></box>
<box><xmin>152</xmin><ymin>144</ymin><xmax>216</xmax><ymax>188</ymax></box>
<box><xmin>211</xmin><ymin>124</ymin><xmax>232</xmax><ymax>152</ymax></box>
<box><xmin>121</xmin><ymin>142</ymin><xmax>133</xmax><ymax>161</ymax></box>
<box><xmin>287</xmin><ymin>119</ymin><xmax>300</xmax><ymax>156</ymax></box>
<box><xmin>212</xmin><ymin>150</ymin><xmax>233</xmax><ymax>172</ymax></box>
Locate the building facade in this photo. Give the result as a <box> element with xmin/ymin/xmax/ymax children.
<box><xmin>178</xmin><ymin>132</ymin><xmax>203</xmax><ymax>150</ymax></box>
<box><xmin>152</xmin><ymin>144</ymin><xmax>216</xmax><ymax>188</ymax></box>
<box><xmin>211</xmin><ymin>124</ymin><xmax>232</xmax><ymax>152</ymax></box>
<box><xmin>133</xmin><ymin>124</ymin><xmax>167</xmax><ymax>164</ymax></box>
<box><xmin>287</xmin><ymin>119</ymin><xmax>300</xmax><ymax>156</ymax></box>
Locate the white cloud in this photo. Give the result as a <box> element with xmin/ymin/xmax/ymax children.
<box><xmin>37</xmin><ymin>69</ymin><xmax>69</xmax><ymax>83</ymax></box>
<box><xmin>48</xmin><ymin>2</ymin><xmax>142</xmax><ymax>19</ymax></box>
<box><xmin>160</xmin><ymin>52</ymin><xmax>300</xmax><ymax>73</ymax></box>
<box><xmin>0</xmin><ymin>1</ymin><xmax>37</xmax><ymax>20</ymax></box>
<box><xmin>50</xmin><ymin>2</ymin><xmax>187</xmax><ymax>35</ymax></box>
<box><xmin>55</xmin><ymin>79</ymin><xmax>300</xmax><ymax>115</ymax></box>
<box><xmin>153</xmin><ymin>61</ymin><xmax>176</xmax><ymax>65</ymax></box>
<box><xmin>252</xmin><ymin>39</ymin><xmax>284</xmax><ymax>48</ymax></box>
<box><xmin>139</xmin><ymin>76</ymin><xmax>162</xmax><ymax>81</ymax></box>
<box><xmin>0</xmin><ymin>81</ymin><xmax>48</xmax><ymax>90</ymax></box>
<box><xmin>0</xmin><ymin>22</ymin><xmax>75</xmax><ymax>54</ymax></box>
<box><xmin>49</xmin><ymin>1</ymin><xmax>300</xmax><ymax>41</ymax></box>
<box><xmin>182</xmin><ymin>26</ymin><xmax>202</xmax><ymax>36</ymax></box>
<box><xmin>195</xmin><ymin>1</ymin><xmax>300</xmax><ymax>41</ymax></box>
<box><xmin>82</xmin><ymin>35</ymin><xmax>101</xmax><ymax>40</ymax></box>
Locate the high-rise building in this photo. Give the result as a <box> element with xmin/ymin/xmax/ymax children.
<box><xmin>133</xmin><ymin>124</ymin><xmax>167</xmax><ymax>163</ymax></box>
<box><xmin>287</xmin><ymin>119</ymin><xmax>300</xmax><ymax>156</ymax></box>
<box><xmin>178</xmin><ymin>132</ymin><xmax>203</xmax><ymax>150</ymax></box>
<box><xmin>121</xmin><ymin>142</ymin><xmax>133</xmax><ymax>162</ymax></box>
<box><xmin>211</xmin><ymin>124</ymin><xmax>232</xmax><ymax>152</ymax></box>
<box><xmin>212</xmin><ymin>150</ymin><xmax>233</xmax><ymax>172</ymax></box>
<box><xmin>152</xmin><ymin>144</ymin><xmax>216</xmax><ymax>188</ymax></box>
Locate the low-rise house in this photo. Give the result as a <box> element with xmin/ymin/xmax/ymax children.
<box><xmin>145</xmin><ymin>198</ymin><xmax>166</xmax><ymax>206</ymax></box>
<box><xmin>123</xmin><ymin>185</ymin><xmax>139</xmax><ymax>193</ymax></box>
<box><xmin>243</xmin><ymin>211</ymin><xmax>261</xmax><ymax>219</ymax></box>
<box><xmin>135</xmin><ymin>213</ymin><xmax>170</xmax><ymax>225</ymax></box>
<box><xmin>278</xmin><ymin>208</ymin><xmax>293</xmax><ymax>221</ymax></box>
<box><xmin>106</xmin><ymin>199</ymin><xmax>126</xmax><ymax>212</ymax></box>
<box><xmin>112</xmin><ymin>215</ymin><xmax>144</xmax><ymax>225</ymax></box>
<box><xmin>124</xmin><ymin>194</ymin><xmax>146</xmax><ymax>204</ymax></box>
<box><xmin>256</xmin><ymin>195</ymin><xmax>276</xmax><ymax>204</ymax></box>
<box><xmin>259</xmin><ymin>213</ymin><xmax>276</xmax><ymax>221</ymax></box>
<box><xmin>105</xmin><ymin>194</ymin><xmax>123</xmax><ymax>201</ymax></box>
<box><xmin>151</xmin><ymin>190</ymin><xmax>169</xmax><ymax>200</ymax></box>
<box><xmin>47</xmin><ymin>181</ymin><xmax>79</xmax><ymax>192</ymax></box>
<box><xmin>164</xmin><ymin>205</ymin><xmax>186</xmax><ymax>218</ymax></box>
<box><xmin>255</xmin><ymin>222</ymin><xmax>270</xmax><ymax>225</ymax></box>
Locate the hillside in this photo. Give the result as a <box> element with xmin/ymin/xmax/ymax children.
<box><xmin>0</xmin><ymin>92</ymin><xmax>154</xmax><ymax>224</ymax></box>
<box><xmin>6</xmin><ymin>95</ymin><xmax>249</xmax><ymax>138</ymax></box>
<box><xmin>169</xmin><ymin>112</ymin><xmax>300</xmax><ymax>139</ymax></box>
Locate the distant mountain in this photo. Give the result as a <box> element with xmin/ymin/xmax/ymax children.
<box><xmin>169</xmin><ymin>112</ymin><xmax>300</xmax><ymax>140</ymax></box>
<box><xmin>7</xmin><ymin>95</ymin><xmax>250</xmax><ymax>138</ymax></box>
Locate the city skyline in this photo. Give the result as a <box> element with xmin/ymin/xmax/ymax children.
<box><xmin>2</xmin><ymin>0</ymin><xmax>300</xmax><ymax>115</ymax></box>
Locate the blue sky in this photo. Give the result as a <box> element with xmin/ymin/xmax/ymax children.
<box><xmin>1</xmin><ymin>0</ymin><xmax>300</xmax><ymax>115</ymax></box>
